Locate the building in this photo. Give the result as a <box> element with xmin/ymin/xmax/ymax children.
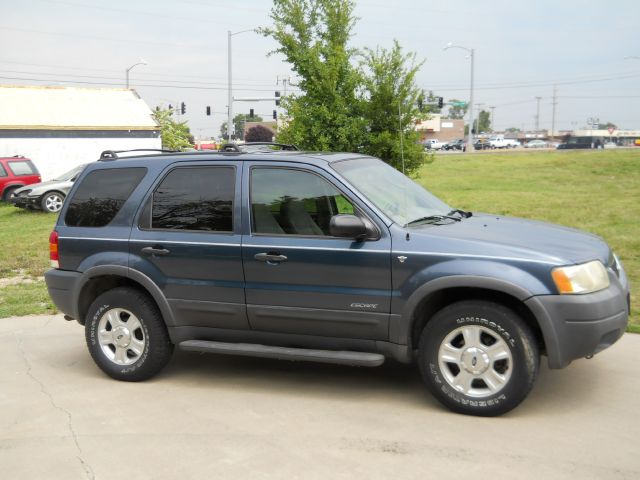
<box><xmin>0</xmin><ymin>85</ymin><xmax>160</xmax><ymax>180</ymax></box>
<box><xmin>415</xmin><ymin>114</ymin><xmax>465</xmax><ymax>143</ymax></box>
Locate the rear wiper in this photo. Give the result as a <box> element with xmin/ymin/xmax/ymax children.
<box><xmin>406</xmin><ymin>214</ymin><xmax>461</xmax><ymax>226</ymax></box>
<box><xmin>448</xmin><ymin>209</ymin><xmax>472</xmax><ymax>218</ymax></box>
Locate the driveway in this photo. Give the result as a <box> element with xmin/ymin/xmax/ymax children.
<box><xmin>1</xmin><ymin>314</ymin><xmax>638</xmax><ymax>479</ymax></box>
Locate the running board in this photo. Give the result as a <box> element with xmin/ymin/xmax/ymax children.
<box><xmin>179</xmin><ymin>340</ymin><xmax>385</xmax><ymax>367</ymax></box>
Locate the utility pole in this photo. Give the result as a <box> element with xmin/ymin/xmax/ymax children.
<box><xmin>489</xmin><ymin>106</ymin><xmax>495</xmax><ymax>132</ymax></box>
<box><xmin>227</xmin><ymin>30</ymin><xmax>233</xmax><ymax>140</ymax></box>
<box><xmin>534</xmin><ymin>96</ymin><xmax>542</xmax><ymax>132</ymax></box>
<box><xmin>550</xmin><ymin>86</ymin><xmax>557</xmax><ymax>139</ymax></box>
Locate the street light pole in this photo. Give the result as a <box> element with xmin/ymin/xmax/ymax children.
<box><xmin>444</xmin><ymin>43</ymin><xmax>475</xmax><ymax>152</ymax></box>
<box><xmin>227</xmin><ymin>29</ymin><xmax>256</xmax><ymax>141</ymax></box>
<box><xmin>125</xmin><ymin>60</ymin><xmax>147</xmax><ymax>89</ymax></box>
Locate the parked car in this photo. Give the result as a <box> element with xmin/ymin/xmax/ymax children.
<box><xmin>557</xmin><ymin>140</ymin><xmax>592</xmax><ymax>150</ymax></box>
<box><xmin>473</xmin><ymin>139</ymin><xmax>492</xmax><ymax>150</ymax></box>
<box><xmin>12</xmin><ymin>164</ymin><xmax>88</xmax><ymax>213</ymax></box>
<box><xmin>443</xmin><ymin>139</ymin><xmax>467</xmax><ymax>151</ymax></box>
<box><xmin>45</xmin><ymin>147</ymin><xmax>629</xmax><ymax>417</ymax></box>
<box><xmin>0</xmin><ymin>156</ymin><xmax>41</xmax><ymax>202</ymax></box>
<box><xmin>423</xmin><ymin>139</ymin><xmax>445</xmax><ymax>150</ymax></box>
<box><xmin>524</xmin><ymin>140</ymin><xmax>548</xmax><ymax>149</ymax></box>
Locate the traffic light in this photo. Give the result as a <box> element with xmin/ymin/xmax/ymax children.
<box><xmin>438</xmin><ymin>96</ymin><xmax>444</xmax><ymax>108</ymax></box>
<box><xmin>273</xmin><ymin>110</ymin><xmax>277</xmax><ymax>120</ymax></box>
<box><xmin>180</xmin><ymin>102</ymin><xmax>186</xmax><ymax>115</ymax></box>
<box><xmin>168</xmin><ymin>104</ymin><xmax>173</xmax><ymax>111</ymax></box>
<box><xmin>275</xmin><ymin>91</ymin><xmax>281</xmax><ymax>106</ymax></box>
<box><xmin>206</xmin><ymin>106</ymin><xmax>211</xmax><ymax>116</ymax></box>
<box><xmin>249</xmin><ymin>108</ymin><xmax>254</xmax><ymax>118</ymax></box>
<box><xmin>417</xmin><ymin>98</ymin><xmax>423</xmax><ymax>112</ymax></box>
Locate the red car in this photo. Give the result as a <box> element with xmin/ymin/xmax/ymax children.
<box><xmin>0</xmin><ymin>156</ymin><xmax>41</xmax><ymax>202</ymax></box>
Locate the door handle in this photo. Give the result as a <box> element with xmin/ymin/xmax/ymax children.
<box><xmin>141</xmin><ymin>246</ymin><xmax>170</xmax><ymax>256</ymax></box>
<box><xmin>254</xmin><ymin>252</ymin><xmax>287</xmax><ymax>263</ymax></box>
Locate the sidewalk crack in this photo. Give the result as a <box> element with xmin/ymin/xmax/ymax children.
<box><xmin>16</xmin><ymin>334</ymin><xmax>95</xmax><ymax>480</ymax></box>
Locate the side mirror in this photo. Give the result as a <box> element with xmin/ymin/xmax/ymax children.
<box><xmin>330</xmin><ymin>214</ymin><xmax>368</xmax><ymax>240</ymax></box>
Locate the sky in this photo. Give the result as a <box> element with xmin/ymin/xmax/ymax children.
<box><xmin>1</xmin><ymin>0</ymin><xmax>639</xmax><ymax>138</ymax></box>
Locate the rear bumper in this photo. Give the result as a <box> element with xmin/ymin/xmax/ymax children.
<box><xmin>526</xmin><ymin>269</ymin><xmax>630</xmax><ymax>369</ymax></box>
<box><xmin>44</xmin><ymin>269</ymin><xmax>82</xmax><ymax>320</ymax></box>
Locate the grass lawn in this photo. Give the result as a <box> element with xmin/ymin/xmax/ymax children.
<box><xmin>0</xmin><ymin>148</ymin><xmax>638</xmax><ymax>333</ymax></box>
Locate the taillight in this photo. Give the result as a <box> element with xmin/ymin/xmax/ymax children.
<box><xmin>49</xmin><ymin>231</ymin><xmax>59</xmax><ymax>268</ymax></box>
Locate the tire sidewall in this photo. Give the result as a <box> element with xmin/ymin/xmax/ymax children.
<box><xmin>86</xmin><ymin>291</ymin><xmax>153</xmax><ymax>378</ymax></box>
<box><xmin>419</xmin><ymin>301</ymin><xmax>538</xmax><ymax>416</ymax></box>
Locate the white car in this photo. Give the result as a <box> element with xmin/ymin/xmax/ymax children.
<box><xmin>423</xmin><ymin>139</ymin><xmax>445</xmax><ymax>150</ymax></box>
<box><xmin>524</xmin><ymin>140</ymin><xmax>548</xmax><ymax>148</ymax></box>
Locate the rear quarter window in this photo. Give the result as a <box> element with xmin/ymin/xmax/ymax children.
<box><xmin>65</xmin><ymin>167</ymin><xmax>147</xmax><ymax>227</ymax></box>
<box><xmin>7</xmin><ymin>161</ymin><xmax>37</xmax><ymax>176</ymax></box>
<box><xmin>0</xmin><ymin>163</ymin><xmax>6</xmax><ymax>177</ymax></box>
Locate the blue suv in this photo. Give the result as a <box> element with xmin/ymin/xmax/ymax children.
<box><xmin>45</xmin><ymin>148</ymin><xmax>630</xmax><ymax>416</ymax></box>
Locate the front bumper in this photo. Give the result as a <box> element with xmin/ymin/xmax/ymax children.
<box><xmin>11</xmin><ymin>195</ymin><xmax>40</xmax><ymax>208</ymax></box>
<box><xmin>526</xmin><ymin>267</ymin><xmax>630</xmax><ymax>369</ymax></box>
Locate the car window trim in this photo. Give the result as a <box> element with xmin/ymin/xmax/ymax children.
<box><xmin>248</xmin><ymin>165</ymin><xmax>381</xmax><ymax>241</ymax></box>
<box><xmin>138</xmin><ymin>164</ymin><xmax>237</xmax><ymax>235</ymax></box>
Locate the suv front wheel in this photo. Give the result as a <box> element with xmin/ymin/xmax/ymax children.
<box><xmin>418</xmin><ymin>300</ymin><xmax>539</xmax><ymax>416</ymax></box>
<box><xmin>85</xmin><ymin>287</ymin><xmax>174</xmax><ymax>381</ymax></box>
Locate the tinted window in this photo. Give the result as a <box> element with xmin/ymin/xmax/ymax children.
<box><xmin>65</xmin><ymin>168</ymin><xmax>147</xmax><ymax>227</ymax></box>
<box><xmin>251</xmin><ymin>168</ymin><xmax>354</xmax><ymax>236</ymax></box>
<box><xmin>0</xmin><ymin>163</ymin><xmax>6</xmax><ymax>177</ymax></box>
<box><xmin>8</xmin><ymin>161</ymin><xmax>36</xmax><ymax>176</ymax></box>
<box><xmin>151</xmin><ymin>166</ymin><xmax>234</xmax><ymax>232</ymax></box>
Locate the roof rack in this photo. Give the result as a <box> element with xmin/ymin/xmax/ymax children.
<box><xmin>219</xmin><ymin>142</ymin><xmax>299</xmax><ymax>153</ymax></box>
<box><xmin>99</xmin><ymin>148</ymin><xmax>179</xmax><ymax>161</ymax></box>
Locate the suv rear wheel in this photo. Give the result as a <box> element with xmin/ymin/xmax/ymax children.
<box><xmin>2</xmin><ymin>186</ymin><xmax>19</xmax><ymax>202</ymax></box>
<box><xmin>85</xmin><ymin>287</ymin><xmax>174</xmax><ymax>381</ymax></box>
<box><xmin>418</xmin><ymin>300</ymin><xmax>539</xmax><ymax>416</ymax></box>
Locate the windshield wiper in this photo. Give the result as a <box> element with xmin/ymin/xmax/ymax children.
<box><xmin>406</xmin><ymin>214</ymin><xmax>461</xmax><ymax>226</ymax></box>
<box><xmin>448</xmin><ymin>209</ymin><xmax>472</xmax><ymax>218</ymax></box>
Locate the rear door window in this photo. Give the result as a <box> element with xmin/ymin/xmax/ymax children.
<box><xmin>146</xmin><ymin>166</ymin><xmax>235</xmax><ymax>232</ymax></box>
<box><xmin>7</xmin><ymin>161</ymin><xmax>36</xmax><ymax>176</ymax></box>
<box><xmin>65</xmin><ymin>167</ymin><xmax>147</xmax><ymax>227</ymax></box>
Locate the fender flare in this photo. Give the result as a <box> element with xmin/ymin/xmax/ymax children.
<box><xmin>397</xmin><ymin>275</ymin><xmax>541</xmax><ymax>347</ymax></box>
<box><xmin>72</xmin><ymin>265</ymin><xmax>176</xmax><ymax>327</ymax></box>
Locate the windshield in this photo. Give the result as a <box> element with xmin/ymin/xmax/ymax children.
<box><xmin>53</xmin><ymin>164</ymin><xmax>86</xmax><ymax>181</ymax></box>
<box><xmin>332</xmin><ymin>157</ymin><xmax>451</xmax><ymax>226</ymax></box>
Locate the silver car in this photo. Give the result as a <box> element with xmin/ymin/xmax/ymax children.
<box><xmin>12</xmin><ymin>164</ymin><xmax>87</xmax><ymax>213</ymax></box>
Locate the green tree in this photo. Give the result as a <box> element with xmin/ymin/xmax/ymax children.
<box><xmin>261</xmin><ymin>0</ymin><xmax>366</xmax><ymax>151</ymax></box>
<box><xmin>424</xmin><ymin>90</ymin><xmax>441</xmax><ymax>114</ymax></box>
<box><xmin>505</xmin><ymin>127</ymin><xmax>521</xmax><ymax>134</ymax></box>
<box><xmin>597</xmin><ymin>121</ymin><xmax>617</xmax><ymax>130</ymax></box>
<box><xmin>447</xmin><ymin>99</ymin><xmax>468</xmax><ymax>119</ymax></box>
<box><xmin>220</xmin><ymin>113</ymin><xmax>263</xmax><ymax>140</ymax></box>
<box><xmin>361</xmin><ymin>41</ymin><xmax>427</xmax><ymax>175</ymax></box>
<box><xmin>152</xmin><ymin>107</ymin><xmax>193</xmax><ymax>150</ymax></box>
<box><xmin>477</xmin><ymin>110</ymin><xmax>491</xmax><ymax>133</ymax></box>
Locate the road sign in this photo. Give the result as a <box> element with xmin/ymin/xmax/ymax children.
<box><xmin>608</xmin><ymin>127</ymin><xmax>615</xmax><ymax>134</ymax></box>
<box><xmin>451</xmin><ymin>101</ymin><xmax>467</xmax><ymax>107</ymax></box>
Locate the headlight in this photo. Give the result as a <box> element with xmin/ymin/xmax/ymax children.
<box><xmin>551</xmin><ymin>260</ymin><xmax>609</xmax><ymax>294</ymax></box>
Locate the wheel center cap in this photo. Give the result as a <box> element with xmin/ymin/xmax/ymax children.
<box><xmin>461</xmin><ymin>347</ymin><xmax>490</xmax><ymax>374</ymax></box>
<box><xmin>113</xmin><ymin>326</ymin><xmax>131</xmax><ymax>348</ymax></box>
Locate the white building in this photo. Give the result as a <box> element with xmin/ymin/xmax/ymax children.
<box><xmin>0</xmin><ymin>85</ymin><xmax>160</xmax><ymax>180</ymax></box>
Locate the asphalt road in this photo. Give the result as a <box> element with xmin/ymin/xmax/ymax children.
<box><xmin>2</xmin><ymin>314</ymin><xmax>638</xmax><ymax>479</ymax></box>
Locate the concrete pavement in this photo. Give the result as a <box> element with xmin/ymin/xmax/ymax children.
<box><xmin>1</xmin><ymin>314</ymin><xmax>639</xmax><ymax>479</ymax></box>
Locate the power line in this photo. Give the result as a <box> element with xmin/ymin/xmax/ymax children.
<box><xmin>0</xmin><ymin>75</ymin><xmax>294</xmax><ymax>93</ymax></box>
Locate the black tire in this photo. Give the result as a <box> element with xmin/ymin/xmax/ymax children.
<box><xmin>2</xmin><ymin>186</ymin><xmax>19</xmax><ymax>202</ymax></box>
<box><xmin>418</xmin><ymin>300</ymin><xmax>539</xmax><ymax>416</ymax></box>
<box><xmin>40</xmin><ymin>191</ymin><xmax>65</xmax><ymax>213</ymax></box>
<box><xmin>85</xmin><ymin>287</ymin><xmax>174</xmax><ymax>381</ymax></box>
